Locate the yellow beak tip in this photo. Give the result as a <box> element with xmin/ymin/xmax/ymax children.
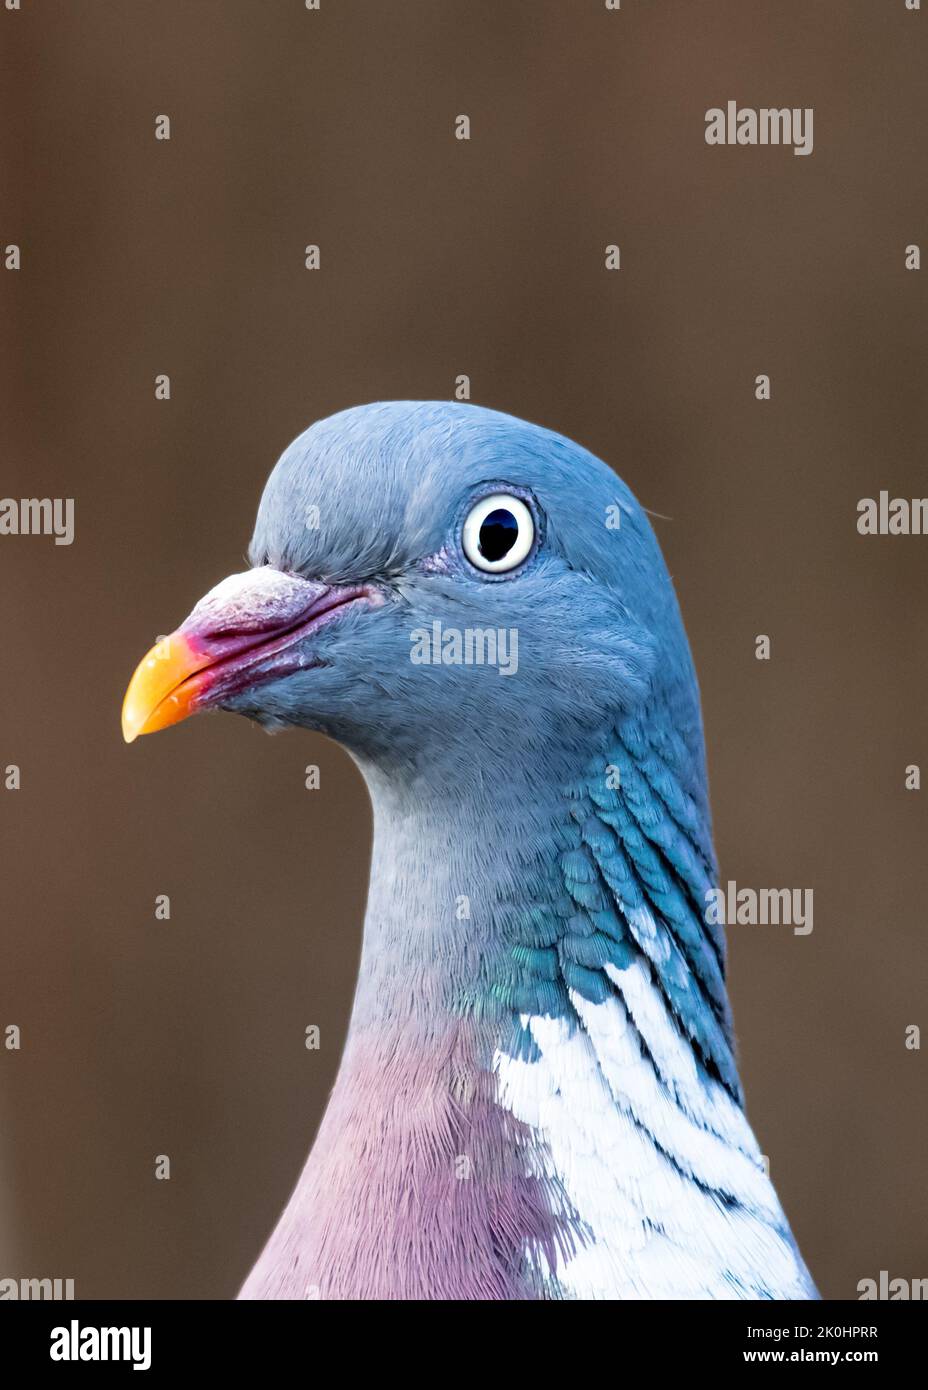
<box><xmin>121</xmin><ymin>630</ymin><xmax>205</xmax><ymax>744</ymax></box>
<box><xmin>121</xmin><ymin>700</ymin><xmax>143</xmax><ymax>743</ymax></box>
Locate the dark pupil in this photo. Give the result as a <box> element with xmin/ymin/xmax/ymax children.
<box><xmin>478</xmin><ymin>508</ymin><xmax>519</xmax><ymax>562</ymax></box>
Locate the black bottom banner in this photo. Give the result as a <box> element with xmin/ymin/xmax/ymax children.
<box><xmin>2</xmin><ymin>1296</ymin><xmax>920</xmax><ymax>1375</ymax></box>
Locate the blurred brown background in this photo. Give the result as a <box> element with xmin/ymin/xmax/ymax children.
<box><xmin>1</xmin><ymin>0</ymin><xmax>925</xmax><ymax>1300</ymax></box>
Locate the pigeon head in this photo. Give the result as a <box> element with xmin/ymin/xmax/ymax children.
<box><xmin>123</xmin><ymin>401</ymin><xmax>697</xmax><ymax>791</ymax></box>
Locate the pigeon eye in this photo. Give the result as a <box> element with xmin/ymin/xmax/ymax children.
<box><xmin>461</xmin><ymin>494</ymin><xmax>535</xmax><ymax>573</ymax></box>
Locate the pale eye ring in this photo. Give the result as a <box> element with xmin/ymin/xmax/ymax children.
<box><xmin>461</xmin><ymin>494</ymin><xmax>535</xmax><ymax>573</ymax></box>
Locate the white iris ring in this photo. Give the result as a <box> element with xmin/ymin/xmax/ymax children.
<box><xmin>461</xmin><ymin>493</ymin><xmax>535</xmax><ymax>573</ymax></box>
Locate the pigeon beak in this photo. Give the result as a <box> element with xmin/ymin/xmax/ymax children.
<box><xmin>121</xmin><ymin>566</ymin><xmax>376</xmax><ymax>743</ymax></box>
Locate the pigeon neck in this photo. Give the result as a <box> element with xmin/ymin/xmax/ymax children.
<box><xmin>349</xmin><ymin>765</ymin><xmax>569</xmax><ymax>1035</ymax></box>
<box><xmin>240</xmin><ymin>721</ymin><xmax>758</xmax><ymax>1299</ymax></box>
